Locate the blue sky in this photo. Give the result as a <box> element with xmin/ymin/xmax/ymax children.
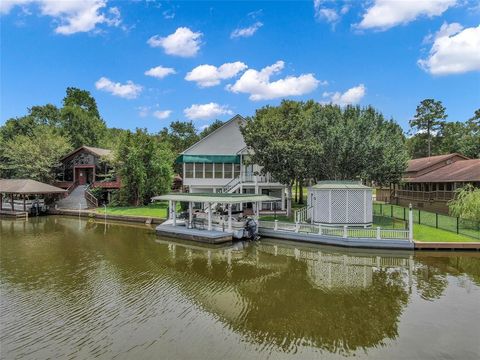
<box><xmin>1</xmin><ymin>0</ymin><xmax>479</xmax><ymax>133</ymax></box>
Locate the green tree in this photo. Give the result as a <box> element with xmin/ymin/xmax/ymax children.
<box><xmin>60</xmin><ymin>105</ymin><xmax>106</xmax><ymax>148</ymax></box>
<box><xmin>409</xmin><ymin>99</ymin><xmax>447</xmax><ymax>157</ymax></box>
<box><xmin>461</xmin><ymin>109</ymin><xmax>480</xmax><ymax>158</ymax></box>
<box><xmin>116</xmin><ymin>129</ymin><xmax>174</xmax><ymax>206</ymax></box>
<box><xmin>449</xmin><ymin>184</ymin><xmax>480</xmax><ymax>222</ymax></box>
<box><xmin>309</xmin><ymin>104</ymin><xmax>408</xmax><ymax>185</ymax></box>
<box><xmin>158</xmin><ymin>120</ymin><xmax>200</xmax><ymax>154</ymax></box>
<box><xmin>63</xmin><ymin>87</ymin><xmax>101</xmax><ymax>119</ymax></box>
<box><xmin>241</xmin><ymin>100</ymin><xmax>320</xmax><ymax>216</ymax></box>
<box><xmin>199</xmin><ymin>120</ymin><xmax>224</xmax><ymax>139</ymax></box>
<box><xmin>0</xmin><ymin>126</ymin><xmax>71</xmax><ymax>182</ymax></box>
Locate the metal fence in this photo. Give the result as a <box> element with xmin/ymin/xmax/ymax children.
<box><xmin>373</xmin><ymin>203</ymin><xmax>480</xmax><ymax>240</ymax></box>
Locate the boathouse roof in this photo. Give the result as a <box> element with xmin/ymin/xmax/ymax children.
<box><xmin>0</xmin><ymin>179</ymin><xmax>67</xmax><ymax>194</ymax></box>
<box><xmin>152</xmin><ymin>192</ymin><xmax>280</xmax><ymax>204</ymax></box>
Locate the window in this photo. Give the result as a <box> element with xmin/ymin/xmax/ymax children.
<box><xmin>224</xmin><ymin>163</ymin><xmax>233</xmax><ymax>178</ymax></box>
<box><xmin>234</xmin><ymin>164</ymin><xmax>240</xmax><ymax>178</ymax></box>
<box><xmin>195</xmin><ymin>163</ymin><xmax>204</xmax><ymax>178</ymax></box>
<box><xmin>214</xmin><ymin>163</ymin><xmax>223</xmax><ymax>178</ymax></box>
<box><xmin>185</xmin><ymin>164</ymin><xmax>194</xmax><ymax>178</ymax></box>
<box><xmin>205</xmin><ymin>163</ymin><xmax>213</xmax><ymax>178</ymax></box>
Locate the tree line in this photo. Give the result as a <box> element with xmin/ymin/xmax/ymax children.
<box><xmin>0</xmin><ymin>87</ymin><xmax>478</xmax><ymax>210</ymax></box>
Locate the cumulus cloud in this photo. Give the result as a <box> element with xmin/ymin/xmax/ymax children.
<box><xmin>147</xmin><ymin>27</ymin><xmax>202</xmax><ymax>57</ymax></box>
<box><xmin>227</xmin><ymin>61</ymin><xmax>321</xmax><ymax>101</ymax></box>
<box><xmin>0</xmin><ymin>0</ymin><xmax>122</xmax><ymax>35</ymax></box>
<box><xmin>144</xmin><ymin>65</ymin><xmax>176</xmax><ymax>79</ymax></box>
<box><xmin>153</xmin><ymin>110</ymin><xmax>172</xmax><ymax>119</ymax></box>
<box><xmin>357</xmin><ymin>0</ymin><xmax>457</xmax><ymax>31</ymax></box>
<box><xmin>418</xmin><ymin>23</ymin><xmax>480</xmax><ymax>75</ymax></box>
<box><xmin>230</xmin><ymin>21</ymin><xmax>263</xmax><ymax>38</ymax></box>
<box><xmin>313</xmin><ymin>0</ymin><xmax>350</xmax><ymax>24</ymax></box>
<box><xmin>95</xmin><ymin>77</ymin><xmax>142</xmax><ymax>99</ymax></box>
<box><xmin>323</xmin><ymin>84</ymin><xmax>366</xmax><ymax>106</ymax></box>
<box><xmin>185</xmin><ymin>62</ymin><xmax>248</xmax><ymax>88</ymax></box>
<box><xmin>184</xmin><ymin>103</ymin><xmax>233</xmax><ymax>120</ymax></box>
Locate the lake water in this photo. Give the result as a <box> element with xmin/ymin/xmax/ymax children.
<box><xmin>1</xmin><ymin>216</ymin><xmax>479</xmax><ymax>360</ymax></box>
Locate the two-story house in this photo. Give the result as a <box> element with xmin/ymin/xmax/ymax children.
<box><xmin>176</xmin><ymin>115</ymin><xmax>286</xmax><ymax>211</ymax></box>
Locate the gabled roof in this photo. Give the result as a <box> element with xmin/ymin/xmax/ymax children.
<box><xmin>407</xmin><ymin>159</ymin><xmax>480</xmax><ymax>183</ymax></box>
<box><xmin>60</xmin><ymin>145</ymin><xmax>112</xmax><ymax>162</ymax></box>
<box><xmin>181</xmin><ymin>114</ymin><xmax>246</xmax><ymax>155</ymax></box>
<box><xmin>406</xmin><ymin>153</ymin><xmax>468</xmax><ymax>173</ymax></box>
<box><xmin>0</xmin><ymin>179</ymin><xmax>66</xmax><ymax>194</ymax></box>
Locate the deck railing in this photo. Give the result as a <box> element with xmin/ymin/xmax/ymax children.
<box><xmin>84</xmin><ymin>185</ymin><xmax>99</xmax><ymax>208</ymax></box>
<box><xmin>294</xmin><ymin>206</ymin><xmax>312</xmax><ymax>223</ymax></box>
<box><xmin>395</xmin><ymin>190</ymin><xmax>455</xmax><ymax>201</ymax></box>
<box><xmin>258</xmin><ymin>220</ymin><xmax>410</xmax><ymax>241</ymax></box>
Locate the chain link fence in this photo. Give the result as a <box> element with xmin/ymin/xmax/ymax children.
<box><xmin>373</xmin><ymin>203</ymin><xmax>480</xmax><ymax>240</ymax></box>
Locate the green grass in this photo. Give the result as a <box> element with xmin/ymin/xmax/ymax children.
<box><xmin>413</xmin><ymin>224</ymin><xmax>478</xmax><ymax>243</ymax></box>
<box><xmin>96</xmin><ymin>202</ymin><xmax>173</xmax><ymax>219</ymax></box>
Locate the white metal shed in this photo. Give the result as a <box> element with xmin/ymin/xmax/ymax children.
<box><xmin>307</xmin><ymin>181</ymin><xmax>373</xmax><ymax>226</ymax></box>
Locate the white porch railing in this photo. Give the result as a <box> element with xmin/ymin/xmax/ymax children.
<box><xmin>294</xmin><ymin>206</ymin><xmax>312</xmax><ymax>223</ymax></box>
<box><xmin>258</xmin><ymin>220</ymin><xmax>410</xmax><ymax>241</ymax></box>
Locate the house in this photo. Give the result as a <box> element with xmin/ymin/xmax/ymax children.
<box><xmin>392</xmin><ymin>153</ymin><xmax>480</xmax><ymax>213</ymax></box>
<box><xmin>176</xmin><ymin>115</ymin><xmax>286</xmax><ymax>211</ymax></box>
<box><xmin>54</xmin><ymin>146</ymin><xmax>120</xmax><ymax>190</ymax></box>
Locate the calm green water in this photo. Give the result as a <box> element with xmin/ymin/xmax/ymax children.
<box><xmin>1</xmin><ymin>216</ymin><xmax>479</xmax><ymax>360</ymax></box>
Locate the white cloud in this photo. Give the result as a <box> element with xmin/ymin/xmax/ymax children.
<box><xmin>418</xmin><ymin>23</ymin><xmax>480</xmax><ymax>75</ymax></box>
<box><xmin>230</xmin><ymin>21</ymin><xmax>263</xmax><ymax>38</ymax></box>
<box><xmin>1</xmin><ymin>0</ymin><xmax>122</xmax><ymax>35</ymax></box>
<box><xmin>323</xmin><ymin>84</ymin><xmax>366</xmax><ymax>106</ymax></box>
<box><xmin>147</xmin><ymin>27</ymin><xmax>202</xmax><ymax>57</ymax></box>
<box><xmin>144</xmin><ymin>65</ymin><xmax>176</xmax><ymax>79</ymax></box>
<box><xmin>138</xmin><ymin>106</ymin><xmax>149</xmax><ymax>117</ymax></box>
<box><xmin>185</xmin><ymin>62</ymin><xmax>248</xmax><ymax>88</ymax></box>
<box><xmin>227</xmin><ymin>61</ymin><xmax>321</xmax><ymax>101</ymax></box>
<box><xmin>313</xmin><ymin>0</ymin><xmax>350</xmax><ymax>24</ymax></box>
<box><xmin>153</xmin><ymin>110</ymin><xmax>172</xmax><ymax>119</ymax></box>
<box><xmin>184</xmin><ymin>103</ymin><xmax>233</xmax><ymax>120</ymax></box>
<box><xmin>357</xmin><ymin>0</ymin><xmax>457</xmax><ymax>31</ymax></box>
<box><xmin>95</xmin><ymin>77</ymin><xmax>142</xmax><ymax>99</ymax></box>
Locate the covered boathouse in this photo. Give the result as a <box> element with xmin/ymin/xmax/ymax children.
<box><xmin>152</xmin><ymin>192</ymin><xmax>280</xmax><ymax>244</ymax></box>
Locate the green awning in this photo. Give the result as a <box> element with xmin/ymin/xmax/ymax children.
<box><xmin>175</xmin><ymin>155</ymin><xmax>240</xmax><ymax>164</ymax></box>
<box><xmin>152</xmin><ymin>193</ymin><xmax>280</xmax><ymax>204</ymax></box>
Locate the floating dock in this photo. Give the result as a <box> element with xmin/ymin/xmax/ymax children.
<box><xmin>258</xmin><ymin>228</ymin><xmax>414</xmax><ymax>250</ymax></box>
<box><xmin>155</xmin><ymin>224</ymin><xmax>233</xmax><ymax>244</ymax></box>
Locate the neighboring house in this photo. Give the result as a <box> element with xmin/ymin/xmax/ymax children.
<box><xmin>176</xmin><ymin>115</ymin><xmax>286</xmax><ymax>211</ymax></box>
<box><xmin>54</xmin><ymin>146</ymin><xmax>120</xmax><ymax>190</ymax></box>
<box><xmin>392</xmin><ymin>153</ymin><xmax>480</xmax><ymax>213</ymax></box>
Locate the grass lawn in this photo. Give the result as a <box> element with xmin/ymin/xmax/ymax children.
<box><xmin>413</xmin><ymin>224</ymin><xmax>478</xmax><ymax>243</ymax></box>
<box><xmin>96</xmin><ymin>201</ymin><xmax>173</xmax><ymax>219</ymax></box>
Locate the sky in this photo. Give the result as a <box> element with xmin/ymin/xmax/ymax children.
<box><xmin>1</xmin><ymin>0</ymin><xmax>479</xmax><ymax>133</ymax></box>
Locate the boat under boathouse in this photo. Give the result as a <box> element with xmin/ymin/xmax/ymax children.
<box><xmin>152</xmin><ymin>192</ymin><xmax>280</xmax><ymax>244</ymax></box>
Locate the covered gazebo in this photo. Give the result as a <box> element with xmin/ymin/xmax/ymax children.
<box><xmin>0</xmin><ymin>179</ymin><xmax>66</xmax><ymax>212</ymax></box>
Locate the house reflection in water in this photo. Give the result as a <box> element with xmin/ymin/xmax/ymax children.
<box><xmin>160</xmin><ymin>239</ymin><xmax>413</xmax><ymax>354</ymax></box>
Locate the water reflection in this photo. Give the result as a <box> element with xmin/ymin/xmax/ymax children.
<box><xmin>1</xmin><ymin>217</ymin><xmax>479</xmax><ymax>359</ymax></box>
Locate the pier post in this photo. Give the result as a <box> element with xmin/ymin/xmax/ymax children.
<box><xmin>376</xmin><ymin>227</ymin><xmax>381</xmax><ymax>240</ymax></box>
<box><xmin>207</xmin><ymin>202</ymin><xmax>212</xmax><ymax>231</ymax></box>
<box><xmin>295</xmin><ymin>222</ymin><xmax>300</xmax><ymax>233</ymax></box>
<box><xmin>168</xmin><ymin>200</ymin><xmax>172</xmax><ymax>220</ymax></box>
<box><xmin>228</xmin><ymin>204</ymin><xmax>232</xmax><ymax>232</ymax></box>
<box><xmin>188</xmin><ymin>201</ymin><xmax>193</xmax><ymax>228</ymax></box>
<box><xmin>408</xmin><ymin>203</ymin><xmax>413</xmax><ymax>242</ymax></box>
<box><xmin>274</xmin><ymin>219</ymin><xmax>278</xmax><ymax>231</ymax></box>
<box><xmin>318</xmin><ymin>224</ymin><xmax>322</xmax><ymax>235</ymax></box>
<box><xmin>343</xmin><ymin>225</ymin><xmax>347</xmax><ymax>238</ymax></box>
<box><xmin>172</xmin><ymin>201</ymin><xmax>177</xmax><ymax>226</ymax></box>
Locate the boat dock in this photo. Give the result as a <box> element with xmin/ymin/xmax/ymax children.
<box><xmin>155</xmin><ymin>224</ymin><xmax>233</xmax><ymax>244</ymax></box>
